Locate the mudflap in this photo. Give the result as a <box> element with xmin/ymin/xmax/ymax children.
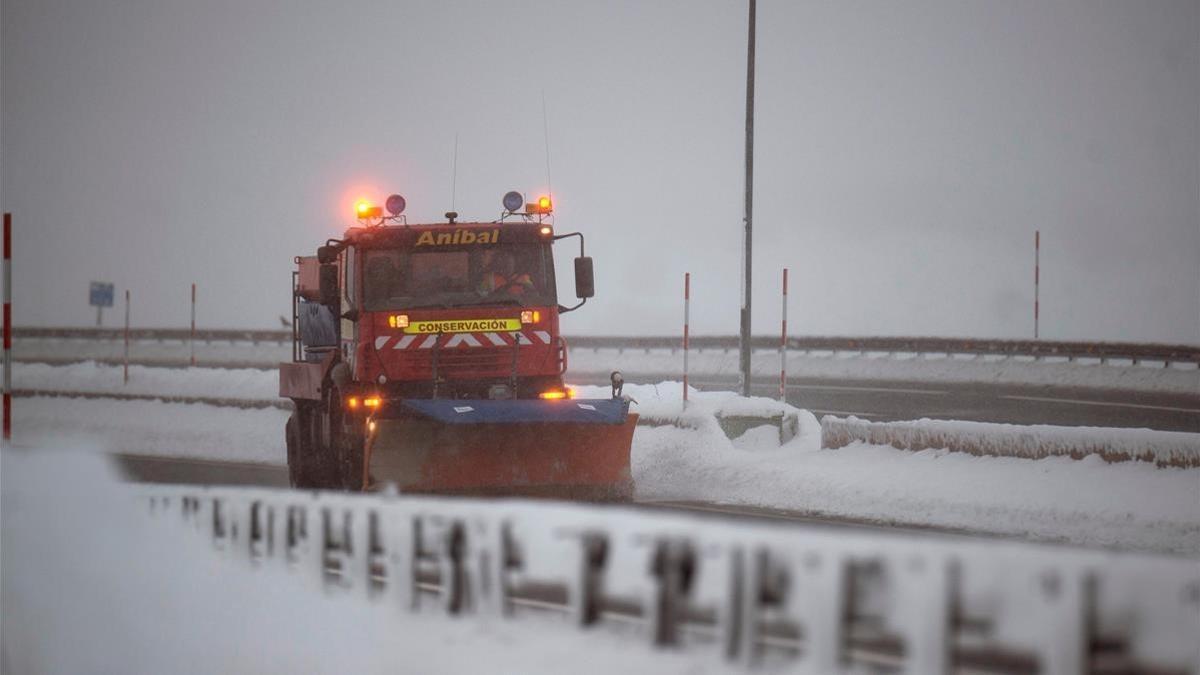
<box><xmin>365</xmin><ymin>399</ymin><xmax>637</xmax><ymax>502</ymax></box>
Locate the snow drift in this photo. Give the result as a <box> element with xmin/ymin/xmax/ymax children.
<box><xmin>821</xmin><ymin>415</ymin><xmax>1200</xmax><ymax>467</ymax></box>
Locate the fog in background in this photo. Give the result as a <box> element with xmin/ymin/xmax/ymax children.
<box><xmin>3</xmin><ymin>0</ymin><xmax>1197</xmax><ymax>342</ymax></box>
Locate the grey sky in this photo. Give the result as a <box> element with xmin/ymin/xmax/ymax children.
<box><xmin>3</xmin><ymin>0</ymin><xmax>1197</xmax><ymax>342</ymax></box>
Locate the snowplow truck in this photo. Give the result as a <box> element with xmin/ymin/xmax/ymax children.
<box><xmin>279</xmin><ymin>193</ymin><xmax>636</xmax><ymax>500</ymax></box>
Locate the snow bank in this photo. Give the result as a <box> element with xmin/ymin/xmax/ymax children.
<box><xmin>13</xmin><ymin>396</ymin><xmax>287</xmax><ymax>464</ymax></box>
<box><xmin>148</xmin><ymin>467</ymin><xmax>1200</xmax><ymax>673</ymax></box>
<box><xmin>572</xmin><ymin>380</ymin><xmax>819</xmax><ymax>445</ymax></box>
<box><xmin>7</xmin><ymin>448</ymin><xmax>1198</xmax><ymax>674</ymax></box>
<box><xmin>2</xmin><ymin>448</ymin><xmax>712</xmax><ymax>674</ymax></box>
<box><xmin>12</xmin><ymin>371</ymin><xmax>1198</xmax><ymax>555</ymax></box>
<box><xmin>634</xmin><ymin>424</ymin><xmax>1200</xmax><ymax>555</ymax></box>
<box><xmin>822</xmin><ymin>416</ymin><xmax>1200</xmax><ymax>467</ymax></box>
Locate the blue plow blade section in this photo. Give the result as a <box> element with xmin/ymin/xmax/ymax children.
<box><xmin>399</xmin><ymin>398</ymin><xmax>630</xmax><ymax>425</ymax></box>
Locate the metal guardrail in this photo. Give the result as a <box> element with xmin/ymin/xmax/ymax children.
<box><xmin>13</xmin><ymin>326</ymin><xmax>291</xmax><ymax>344</ymax></box>
<box><xmin>144</xmin><ymin>485</ymin><xmax>1200</xmax><ymax>674</ymax></box>
<box><xmin>570</xmin><ymin>335</ymin><xmax>1200</xmax><ymax>366</ymax></box>
<box><xmin>14</xmin><ymin>327</ymin><xmax>1200</xmax><ymax>364</ymax></box>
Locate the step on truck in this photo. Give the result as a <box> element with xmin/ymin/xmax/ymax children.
<box><xmin>279</xmin><ymin>191</ymin><xmax>636</xmax><ymax>500</ymax></box>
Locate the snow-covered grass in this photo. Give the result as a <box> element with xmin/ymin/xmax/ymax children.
<box><xmin>1</xmin><ymin>449</ymin><xmax>717</xmax><ymax>674</ymax></box>
<box><xmin>14</xmin><ymin>395</ymin><xmax>287</xmax><ymax>464</ymax></box>
<box><xmin>822</xmin><ymin>416</ymin><xmax>1200</xmax><ymax>467</ymax></box>
<box><xmin>14</xmin><ymin>383</ymin><xmax>1200</xmax><ymax>555</ymax></box>
<box><xmin>15</xmin><ymin>361</ymin><xmax>278</xmax><ymax>401</ymax></box>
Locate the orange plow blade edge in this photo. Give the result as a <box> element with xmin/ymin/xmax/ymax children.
<box><xmin>365</xmin><ymin>399</ymin><xmax>637</xmax><ymax>502</ymax></box>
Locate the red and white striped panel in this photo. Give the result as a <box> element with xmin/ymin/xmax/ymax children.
<box><xmin>373</xmin><ymin>331</ymin><xmax>552</xmax><ymax>351</ymax></box>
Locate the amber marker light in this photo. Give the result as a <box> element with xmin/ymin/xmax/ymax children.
<box><xmin>539</xmin><ymin>390</ymin><xmax>568</xmax><ymax>400</ymax></box>
<box><xmin>347</xmin><ymin>396</ymin><xmax>360</xmax><ymax>409</ymax></box>
<box><xmin>355</xmin><ymin>200</ymin><xmax>383</xmax><ymax>219</ymax></box>
<box><xmin>364</xmin><ymin>396</ymin><xmax>382</xmax><ymax>409</ymax></box>
<box><xmin>388</xmin><ymin>314</ymin><xmax>410</xmax><ymax>329</ymax></box>
<box><xmin>520</xmin><ymin>310</ymin><xmax>541</xmax><ymax>324</ymax></box>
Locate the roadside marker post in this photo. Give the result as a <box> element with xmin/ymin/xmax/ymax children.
<box><xmin>780</xmin><ymin>268</ymin><xmax>787</xmax><ymax>402</ymax></box>
<box><xmin>124</xmin><ymin>290</ymin><xmax>130</xmax><ymax>385</ymax></box>
<box><xmin>683</xmin><ymin>272</ymin><xmax>690</xmax><ymax>409</ymax></box>
<box><xmin>1034</xmin><ymin>230</ymin><xmax>1040</xmax><ymax>339</ymax></box>
<box><xmin>3</xmin><ymin>213</ymin><xmax>11</xmax><ymax>442</ymax></box>
<box><xmin>190</xmin><ymin>283</ymin><xmax>197</xmax><ymax>367</ymax></box>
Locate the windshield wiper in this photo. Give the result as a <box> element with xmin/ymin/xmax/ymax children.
<box><xmin>456</xmin><ymin>298</ymin><xmax>527</xmax><ymax>308</ymax></box>
<box><xmin>398</xmin><ymin>301</ymin><xmax>452</xmax><ymax>310</ymax></box>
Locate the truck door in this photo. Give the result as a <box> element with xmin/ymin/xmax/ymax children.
<box><xmin>341</xmin><ymin>246</ymin><xmax>358</xmax><ymax>368</ymax></box>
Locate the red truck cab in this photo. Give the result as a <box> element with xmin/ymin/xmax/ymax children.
<box><xmin>279</xmin><ymin>194</ymin><xmax>631</xmax><ymax>497</ymax></box>
<box><xmin>335</xmin><ymin>220</ymin><xmax>573</xmax><ymax>401</ymax></box>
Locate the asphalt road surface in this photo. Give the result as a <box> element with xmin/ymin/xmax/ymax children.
<box><xmin>572</xmin><ymin>373</ymin><xmax>1200</xmax><ymax>433</ymax></box>
<box><xmin>114</xmin><ymin>453</ymin><xmax>1159</xmax><ymax>554</ymax></box>
<box><xmin>19</xmin><ymin>354</ymin><xmax>1197</xmax><ymax>431</ymax></box>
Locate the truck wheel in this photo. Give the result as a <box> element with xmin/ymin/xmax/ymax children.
<box><xmin>326</xmin><ymin>386</ymin><xmax>365</xmax><ymax>490</ymax></box>
<box><xmin>288</xmin><ymin>402</ymin><xmax>341</xmax><ymax>489</ymax></box>
<box><xmin>286</xmin><ymin>407</ymin><xmax>315</xmax><ymax>488</ymax></box>
<box><xmin>337</xmin><ymin>430</ymin><xmax>366</xmax><ymax>491</ymax></box>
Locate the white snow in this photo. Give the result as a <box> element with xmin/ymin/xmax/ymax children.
<box><xmin>1</xmin><ymin>448</ymin><xmax>718</xmax><ymax>674</ymax></box>
<box><xmin>14</xmin><ymin>381</ymin><xmax>1199</xmax><ymax>555</ymax></box>
<box><xmin>13</xmin><ymin>395</ymin><xmax>288</xmax><ymax>464</ymax></box>
<box><xmin>636</xmin><ymin>426</ymin><xmax>1200</xmax><ymax>555</ymax></box>
<box><xmin>15</xmin><ymin>361</ymin><xmax>278</xmax><ymax>402</ymax></box>
<box><xmin>5</xmin><ymin>447</ymin><xmax>1198</xmax><ymax>675</ymax></box>
<box><xmin>822</xmin><ymin>415</ymin><xmax>1200</xmax><ymax>467</ymax></box>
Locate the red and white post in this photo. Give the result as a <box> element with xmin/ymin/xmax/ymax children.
<box><xmin>190</xmin><ymin>283</ymin><xmax>197</xmax><ymax>367</ymax></box>
<box><xmin>3</xmin><ymin>213</ymin><xmax>12</xmax><ymax>442</ymax></box>
<box><xmin>683</xmin><ymin>272</ymin><xmax>690</xmax><ymax>408</ymax></box>
<box><xmin>1034</xmin><ymin>230</ymin><xmax>1040</xmax><ymax>339</ymax></box>
<box><xmin>779</xmin><ymin>268</ymin><xmax>788</xmax><ymax>401</ymax></box>
<box><xmin>123</xmin><ymin>289</ymin><xmax>130</xmax><ymax>385</ymax></box>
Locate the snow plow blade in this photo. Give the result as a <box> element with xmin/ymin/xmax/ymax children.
<box><xmin>365</xmin><ymin>398</ymin><xmax>637</xmax><ymax>501</ymax></box>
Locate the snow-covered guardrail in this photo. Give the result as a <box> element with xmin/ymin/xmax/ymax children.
<box><xmin>821</xmin><ymin>417</ymin><xmax>1200</xmax><ymax>468</ymax></box>
<box><xmin>15</xmin><ymin>327</ymin><xmax>1200</xmax><ymax>366</ymax></box>
<box><xmin>574</xmin><ymin>335</ymin><xmax>1200</xmax><ymax>367</ymax></box>
<box><xmin>143</xmin><ymin>485</ymin><xmax>1200</xmax><ymax>674</ymax></box>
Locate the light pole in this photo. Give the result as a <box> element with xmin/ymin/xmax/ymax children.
<box><xmin>739</xmin><ymin>0</ymin><xmax>756</xmax><ymax>397</ymax></box>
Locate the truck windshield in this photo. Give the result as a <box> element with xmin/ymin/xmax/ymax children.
<box><xmin>361</xmin><ymin>244</ymin><xmax>556</xmax><ymax>310</ymax></box>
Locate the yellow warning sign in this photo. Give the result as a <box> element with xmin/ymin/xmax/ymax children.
<box><xmin>402</xmin><ymin>318</ymin><xmax>521</xmax><ymax>334</ymax></box>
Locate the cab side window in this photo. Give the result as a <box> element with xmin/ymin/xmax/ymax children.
<box><xmin>343</xmin><ymin>246</ymin><xmax>356</xmax><ymax>309</ymax></box>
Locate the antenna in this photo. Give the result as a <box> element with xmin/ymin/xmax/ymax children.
<box><xmin>542</xmin><ymin>91</ymin><xmax>553</xmax><ymax>202</ymax></box>
<box><xmin>450</xmin><ymin>133</ymin><xmax>459</xmax><ymax>212</ymax></box>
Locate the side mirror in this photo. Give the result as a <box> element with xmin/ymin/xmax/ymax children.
<box><xmin>317</xmin><ymin>245</ymin><xmax>338</xmax><ymax>264</ymax></box>
<box><xmin>574</xmin><ymin>256</ymin><xmax>594</xmax><ymax>299</ymax></box>
<box><xmin>318</xmin><ymin>263</ymin><xmax>340</xmax><ymax>306</ymax></box>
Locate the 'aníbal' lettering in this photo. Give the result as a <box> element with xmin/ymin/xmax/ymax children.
<box><xmin>415</xmin><ymin>228</ymin><xmax>500</xmax><ymax>246</ymax></box>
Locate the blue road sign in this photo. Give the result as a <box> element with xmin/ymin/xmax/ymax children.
<box><xmin>89</xmin><ymin>282</ymin><xmax>114</xmax><ymax>308</ymax></box>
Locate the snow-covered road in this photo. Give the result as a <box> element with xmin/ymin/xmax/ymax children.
<box><xmin>13</xmin><ymin>385</ymin><xmax>1200</xmax><ymax>555</ymax></box>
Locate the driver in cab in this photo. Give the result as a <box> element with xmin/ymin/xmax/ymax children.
<box><xmin>478</xmin><ymin>250</ymin><xmax>534</xmax><ymax>296</ymax></box>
